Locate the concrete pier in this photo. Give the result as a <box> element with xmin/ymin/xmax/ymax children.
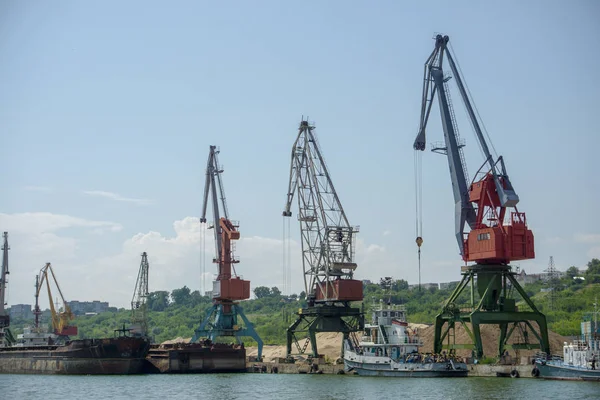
<box><xmin>247</xmin><ymin>362</ymin><xmax>537</xmax><ymax>378</ymax></box>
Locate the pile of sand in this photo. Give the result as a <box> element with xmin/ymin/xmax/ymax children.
<box><xmin>246</xmin><ymin>332</ymin><xmax>343</xmax><ymax>361</ymax></box>
<box><xmin>246</xmin><ymin>324</ymin><xmax>569</xmax><ymax>362</ymax></box>
<box><xmin>161</xmin><ymin>337</ymin><xmax>192</xmax><ymax>345</ymax></box>
<box><xmin>417</xmin><ymin>323</ymin><xmax>568</xmax><ymax>358</ymax></box>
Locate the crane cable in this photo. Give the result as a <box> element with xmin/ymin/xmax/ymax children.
<box><xmin>287</xmin><ymin>216</ymin><xmax>291</xmax><ymax>296</ymax></box>
<box><xmin>414</xmin><ymin>150</ymin><xmax>423</xmax><ymax>290</ymax></box>
<box><xmin>282</xmin><ymin>216</ymin><xmax>287</xmax><ymax>296</ymax></box>
<box><xmin>282</xmin><ymin>216</ymin><xmax>292</xmax><ymax>296</ymax></box>
<box><xmin>201</xmin><ymin>222</ymin><xmax>206</xmax><ymax>294</ymax></box>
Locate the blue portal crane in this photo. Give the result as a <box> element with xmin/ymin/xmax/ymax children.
<box><xmin>191</xmin><ymin>146</ymin><xmax>263</xmax><ymax>360</ymax></box>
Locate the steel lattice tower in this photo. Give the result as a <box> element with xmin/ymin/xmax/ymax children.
<box><xmin>544</xmin><ymin>256</ymin><xmax>559</xmax><ymax>311</ymax></box>
<box><xmin>283</xmin><ymin>119</ymin><xmax>364</xmax><ymax>358</ymax></box>
<box><xmin>131</xmin><ymin>252</ymin><xmax>150</xmax><ymax>337</ymax></box>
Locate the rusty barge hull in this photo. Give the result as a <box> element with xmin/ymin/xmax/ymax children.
<box><xmin>0</xmin><ymin>356</ymin><xmax>147</xmax><ymax>374</ymax></box>
<box><xmin>0</xmin><ymin>337</ymin><xmax>150</xmax><ymax>375</ymax></box>
<box><xmin>146</xmin><ymin>343</ymin><xmax>246</xmax><ymax>373</ymax></box>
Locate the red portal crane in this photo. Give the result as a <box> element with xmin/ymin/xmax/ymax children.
<box><xmin>413</xmin><ymin>34</ymin><xmax>549</xmax><ymax>358</ymax></box>
<box><xmin>191</xmin><ymin>146</ymin><xmax>263</xmax><ymax>359</ymax></box>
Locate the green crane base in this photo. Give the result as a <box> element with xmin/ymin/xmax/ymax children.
<box><xmin>286</xmin><ymin>304</ymin><xmax>364</xmax><ymax>358</ymax></box>
<box><xmin>434</xmin><ymin>264</ymin><xmax>550</xmax><ymax>359</ymax></box>
<box><xmin>191</xmin><ymin>302</ymin><xmax>264</xmax><ymax>360</ymax></box>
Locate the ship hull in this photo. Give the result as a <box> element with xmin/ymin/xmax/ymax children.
<box><xmin>344</xmin><ymin>358</ymin><xmax>468</xmax><ymax>377</ymax></box>
<box><xmin>344</xmin><ymin>350</ymin><xmax>468</xmax><ymax>378</ymax></box>
<box><xmin>146</xmin><ymin>342</ymin><xmax>246</xmax><ymax>373</ymax></box>
<box><xmin>534</xmin><ymin>360</ymin><xmax>600</xmax><ymax>381</ymax></box>
<box><xmin>0</xmin><ymin>337</ymin><xmax>150</xmax><ymax>375</ymax></box>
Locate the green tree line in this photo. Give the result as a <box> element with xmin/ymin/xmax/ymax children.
<box><xmin>9</xmin><ymin>259</ymin><xmax>600</xmax><ymax>345</ymax></box>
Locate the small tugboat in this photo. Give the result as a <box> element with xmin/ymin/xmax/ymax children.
<box><xmin>343</xmin><ymin>300</ymin><xmax>468</xmax><ymax>377</ymax></box>
<box><xmin>533</xmin><ymin>305</ymin><xmax>600</xmax><ymax>381</ymax></box>
<box><xmin>533</xmin><ymin>341</ymin><xmax>600</xmax><ymax>381</ymax></box>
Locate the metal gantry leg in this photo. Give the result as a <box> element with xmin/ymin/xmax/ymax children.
<box><xmin>286</xmin><ymin>304</ymin><xmax>363</xmax><ymax>358</ymax></box>
<box><xmin>434</xmin><ymin>264</ymin><xmax>550</xmax><ymax>358</ymax></box>
<box><xmin>192</xmin><ymin>301</ymin><xmax>264</xmax><ymax>360</ymax></box>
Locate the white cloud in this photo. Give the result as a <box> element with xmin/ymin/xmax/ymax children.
<box><xmin>74</xmin><ymin>217</ymin><xmax>305</xmax><ymax>308</ymax></box>
<box><xmin>575</xmin><ymin>233</ymin><xmax>600</xmax><ymax>244</ymax></box>
<box><xmin>383</xmin><ymin>230</ymin><xmax>392</xmax><ymax>236</ymax></box>
<box><xmin>0</xmin><ymin>212</ymin><xmax>122</xmax><ymax>234</ymax></box>
<box><xmin>574</xmin><ymin>233</ymin><xmax>600</xmax><ymax>259</ymax></box>
<box><xmin>0</xmin><ymin>212</ymin><xmax>123</xmax><ymax>310</ymax></box>
<box><xmin>82</xmin><ymin>190</ymin><xmax>154</xmax><ymax>206</ymax></box>
<box><xmin>545</xmin><ymin>236</ymin><xmax>563</xmax><ymax>244</ymax></box>
<box><xmin>4</xmin><ymin>213</ymin><xmax>463</xmax><ymax>310</ymax></box>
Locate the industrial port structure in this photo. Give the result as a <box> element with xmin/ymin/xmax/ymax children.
<box><xmin>0</xmin><ymin>33</ymin><xmax>555</xmax><ymax>372</ymax></box>
<box><xmin>0</xmin><ymin>233</ymin><xmax>13</xmax><ymax>347</ymax></box>
<box><xmin>131</xmin><ymin>252</ymin><xmax>150</xmax><ymax>337</ymax></box>
<box><xmin>192</xmin><ymin>145</ymin><xmax>263</xmax><ymax>359</ymax></box>
<box><xmin>413</xmin><ymin>34</ymin><xmax>549</xmax><ymax>358</ymax></box>
<box><xmin>283</xmin><ymin>120</ymin><xmax>364</xmax><ymax>358</ymax></box>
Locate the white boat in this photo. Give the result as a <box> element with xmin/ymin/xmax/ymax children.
<box><xmin>533</xmin><ymin>340</ymin><xmax>600</xmax><ymax>381</ymax></box>
<box><xmin>344</xmin><ymin>300</ymin><xmax>468</xmax><ymax>377</ymax></box>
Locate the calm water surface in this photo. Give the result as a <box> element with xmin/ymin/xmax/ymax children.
<box><xmin>1</xmin><ymin>373</ymin><xmax>598</xmax><ymax>400</ymax></box>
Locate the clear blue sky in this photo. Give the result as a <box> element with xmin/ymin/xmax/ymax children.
<box><xmin>1</xmin><ymin>1</ymin><xmax>599</xmax><ymax>307</ymax></box>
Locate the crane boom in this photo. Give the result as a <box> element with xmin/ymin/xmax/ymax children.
<box><xmin>414</xmin><ymin>34</ymin><xmax>533</xmax><ymax>264</ymax></box>
<box><xmin>35</xmin><ymin>263</ymin><xmax>77</xmax><ymax>337</ymax></box>
<box><xmin>200</xmin><ymin>145</ymin><xmax>243</xmax><ymax>289</ymax></box>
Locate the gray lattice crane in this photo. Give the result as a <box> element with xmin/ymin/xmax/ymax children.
<box><xmin>283</xmin><ymin>119</ymin><xmax>364</xmax><ymax>358</ymax></box>
<box><xmin>131</xmin><ymin>252</ymin><xmax>150</xmax><ymax>337</ymax></box>
<box><xmin>191</xmin><ymin>145</ymin><xmax>263</xmax><ymax>359</ymax></box>
<box><xmin>413</xmin><ymin>34</ymin><xmax>549</xmax><ymax>358</ymax></box>
<box><xmin>0</xmin><ymin>232</ymin><xmax>15</xmax><ymax>346</ymax></box>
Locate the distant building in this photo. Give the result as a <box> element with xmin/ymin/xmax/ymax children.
<box><xmin>67</xmin><ymin>300</ymin><xmax>109</xmax><ymax>316</ymax></box>
<box><xmin>361</xmin><ymin>279</ymin><xmax>372</xmax><ymax>286</ymax></box>
<box><xmin>513</xmin><ymin>269</ymin><xmax>566</xmax><ymax>285</ymax></box>
<box><xmin>204</xmin><ymin>291</ymin><xmax>213</xmax><ymax>298</ymax></box>
<box><xmin>439</xmin><ymin>281</ymin><xmax>460</xmax><ymax>290</ymax></box>
<box><xmin>9</xmin><ymin>304</ymin><xmax>33</xmax><ymax>320</ymax></box>
<box><xmin>514</xmin><ymin>270</ymin><xmax>544</xmax><ymax>285</ymax></box>
<box><xmin>408</xmin><ymin>282</ymin><xmax>439</xmax><ymax>290</ymax></box>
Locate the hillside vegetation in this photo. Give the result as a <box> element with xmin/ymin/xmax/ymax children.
<box><xmin>10</xmin><ymin>259</ymin><xmax>600</xmax><ymax>347</ymax></box>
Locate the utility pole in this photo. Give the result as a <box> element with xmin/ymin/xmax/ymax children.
<box><xmin>545</xmin><ymin>256</ymin><xmax>558</xmax><ymax>311</ymax></box>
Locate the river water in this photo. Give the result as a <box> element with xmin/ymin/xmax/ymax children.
<box><xmin>1</xmin><ymin>373</ymin><xmax>598</xmax><ymax>399</ymax></box>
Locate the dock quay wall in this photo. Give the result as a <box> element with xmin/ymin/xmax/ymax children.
<box><xmin>246</xmin><ymin>362</ymin><xmax>537</xmax><ymax>378</ymax></box>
